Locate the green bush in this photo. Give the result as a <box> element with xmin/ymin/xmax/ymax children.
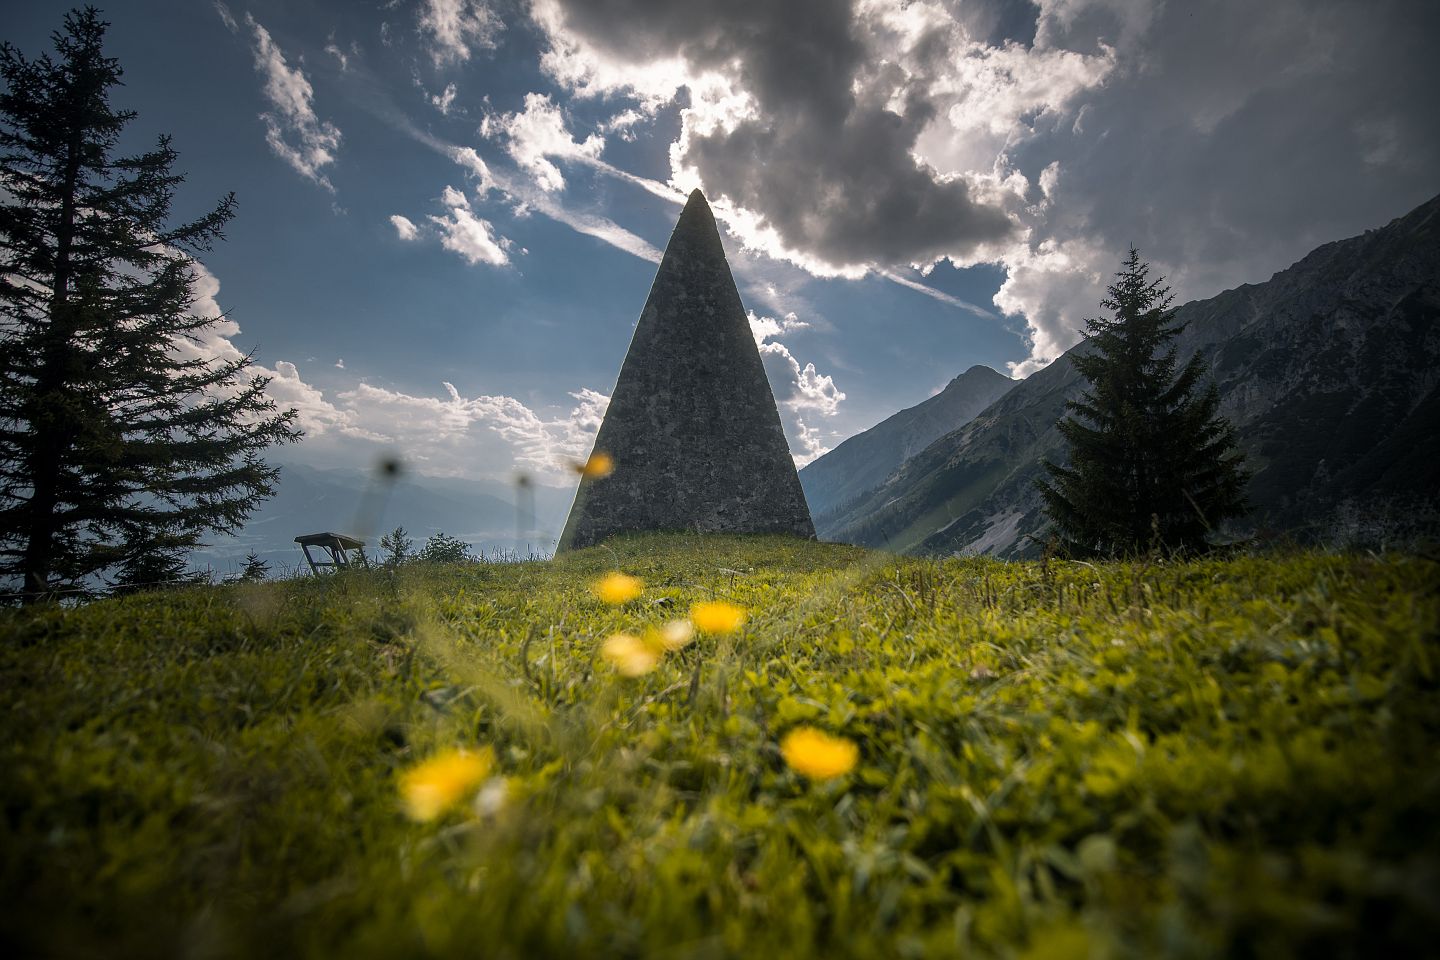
<box><xmin>0</xmin><ymin>535</ymin><xmax>1436</xmax><ymax>958</ymax></box>
<box><xmin>416</xmin><ymin>532</ymin><xmax>473</xmax><ymax>565</ymax></box>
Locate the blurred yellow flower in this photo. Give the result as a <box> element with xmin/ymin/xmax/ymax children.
<box><xmin>781</xmin><ymin>727</ymin><xmax>858</xmax><ymax>781</ymax></box>
<box><xmin>593</xmin><ymin>571</ymin><xmax>643</xmax><ymax>604</ymax></box>
<box><xmin>602</xmin><ymin>632</ymin><xmax>662</xmax><ymax>677</ymax></box>
<box><xmin>400</xmin><ymin>747</ymin><xmax>494</xmax><ymax>821</ymax></box>
<box><xmin>658</xmin><ymin>618</ymin><xmax>695</xmax><ymax>650</ymax></box>
<box><xmin>690</xmin><ymin>600</ymin><xmax>746</xmax><ymax>634</ymax></box>
<box><xmin>574</xmin><ymin>451</ymin><xmax>615</xmax><ymax>479</ymax></box>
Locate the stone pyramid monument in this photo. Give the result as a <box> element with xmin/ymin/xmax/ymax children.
<box><xmin>558</xmin><ymin>189</ymin><xmax>815</xmax><ymax>551</ymax></box>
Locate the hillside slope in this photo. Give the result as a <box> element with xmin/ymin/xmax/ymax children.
<box><xmin>799</xmin><ymin>365</ymin><xmax>1014</xmax><ymax>518</ymax></box>
<box><xmin>822</xmin><ymin>193</ymin><xmax>1440</xmax><ymax>555</ymax></box>
<box><xmin>2</xmin><ymin>537</ymin><xmax>1436</xmax><ymax>957</ymax></box>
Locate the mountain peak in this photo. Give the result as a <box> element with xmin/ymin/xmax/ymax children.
<box><xmin>798</xmin><ymin>362</ymin><xmax>1016</xmax><ymax>518</ymax></box>
<box><xmin>942</xmin><ymin>365</ymin><xmax>1010</xmax><ymax>392</ymax></box>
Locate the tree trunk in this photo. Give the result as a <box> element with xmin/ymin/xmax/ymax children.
<box><xmin>20</xmin><ymin>136</ymin><xmax>82</xmax><ymax>603</ymax></box>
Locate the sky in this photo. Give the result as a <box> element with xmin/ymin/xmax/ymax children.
<box><xmin>4</xmin><ymin>0</ymin><xmax>1438</xmax><ymax>491</ymax></box>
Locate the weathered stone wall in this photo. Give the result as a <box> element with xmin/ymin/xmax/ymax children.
<box><xmin>558</xmin><ymin>190</ymin><xmax>815</xmax><ymax>551</ymax></box>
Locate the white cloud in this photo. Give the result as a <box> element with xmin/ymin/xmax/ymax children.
<box><xmin>179</xmin><ymin>262</ymin><xmax>384</xmax><ymax>442</ymax></box>
<box><xmin>418</xmin><ymin>0</ymin><xmax>503</xmax><ymax>66</ymax></box>
<box><xmin>389</xmin><ymin>214</ymin><xmax>419</xmax><ymax>241</ymax></box>
<box><xmin>523</xmin><ymin>192</ymin><xmax>663</xmax><ymax>263</ymax></box>
<box><xmin>450</xmin><ymin>145</ymin><xmax>498</xmax><ymax>194</ymax></box>
<box><xmin>427</xmin><ymin>185</ymin><xmax>511</xmax><ymax>266</ymax></box>
<box><xmin>878</xmin><ymin>269</ymin><xmax>998</xmax><ymax>320</ymax></box>
<box><xmin>268</xmin><ymin>361</ymin><xmax>391</xmax><ymax>442</ymax></box>
<box><xmin>530</xmin><ymin>0</ymin><xmax>690</xmax><ymax>109</ymax></box>
<box><xmin>777</xmin><ymin>350</ymin><xmax>845</xmax><ymax>419</ymax></box>
<box><xmin>213</xmin><ymin>1</ymin><xmax>238</xmax><ymax>33</ymax></box>
<box><xmin>600</xmin><ymin>109</ymin><xmax>646</xmax><ymax>140</ymax></box>
<box><xmin>749</xmin><ymin>310</ymin><xmax>845</xmax><ymax>464</ymax></box>
<box><xmin>993</xmin><ymin>237</ymin><xmax>1108</xmax><ymax>378</ymax></box>
<box><xmin>332</xmin><ymin>381</ymin><xmax>608</xmax><ymax>481</ymax></box>
<box><xmin>431</xmin><ymin>82</ymin><xmax>458</xmax><ymax>115</ymax></box>
<box><xmin>385</xmin><ymin>122</ymin><xmax>664</xmax><ymax>265</ymax></box>
<box><xmin>747</xmin><ymin>311</ymin><xmax>810</xmax><ymax>346</ymax></box>
<box><xmin>440</xmin><ymin>184</ymin><xmax>468</xmax><ymax>208</ymax></box>
<box><xmin>245</xmin><ymin>15</ymin><xmax>342</xmax><ymax>192</ymax></box>
<box><xmin>183</xmin><ymin>261</ymin><xmax>609</xmax><ymax>483</ymax></box>
<box><xmin>791</xmin><ymin>418</ymin><xmax>828</xmax><ymax>468</ymax></box>
<box><xmin>323</xmin><ymin>35</ymin><xmax>349</xmax><ymax>71</ymax></box>
<box><xmin>486</xmin><ymin>93</ymin><xmax>605</xmax><ymax>193</ymax></box>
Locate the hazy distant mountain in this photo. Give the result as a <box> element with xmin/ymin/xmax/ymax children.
<box><xmin>818</xmin><ymin>192</ymin><xmax>1440</xmax><ymax>556</ymax></box>
<box><xmin>799</xmin><ymin>365</ymin><xmax>1014</xmax><ymax>519</ymax></box>
<box><xmin>191</xmin><ymin>462</ymin><xmax>574</xmax><ymax>576</ymax></box>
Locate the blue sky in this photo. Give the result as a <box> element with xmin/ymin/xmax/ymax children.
<box><xmin>4</xmin><ymin>0</ymin><xmax>1437</xmax><ymax>491</ymax></box>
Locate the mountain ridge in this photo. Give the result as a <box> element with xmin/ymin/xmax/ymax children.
<box><xmin>817</xmin><ymin>192</ymin><xmax>1440</xmax><ymax>555</ymax></box>
<box><xmin>799</xmin><ymin>364</ymin><xmax>1014</xmax><ymax>519</ymax></box>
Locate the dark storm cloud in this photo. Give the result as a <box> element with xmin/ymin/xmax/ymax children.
<box><xmin>545</xmin><ymin>0</ymin><xmax>1016</xmax><ymax>271</ymax></box>
<box><xmin>1009</xmin><ymin>0</ymin><xmax>1440</xmax><ymax>302</ymax></box>
<box><xmin>538</xmin><ymin>0</ymin><xmax>1439</xmax><ymax>370</ymax></box>
<box><xmin>551</xmin><ymin>0</ymin><xmax>864</xmax><ymax>122</ymax></box>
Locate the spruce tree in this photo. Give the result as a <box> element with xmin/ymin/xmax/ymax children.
<box><xmin>1038</xmin><ymin>248</ymin><xmax>1248</xmax><ymax>556</ymax></box>
<box><xmin>108</xmin><ymin>545</ymin><xmax>208</xmax><ymax>596</ymax></box>
<box><xmin>237</xmin><ymin>551</ymin><xmax>270</xmax><ymax>583</ymax></box>
<box><xmin>0</xmin><ymin>9</ymin><xmax>300</xmax><ymax>602</ymax></box>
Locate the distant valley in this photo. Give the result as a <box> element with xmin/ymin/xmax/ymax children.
<box><xmin>192</xmin><ymin>462</ymin><xmax>575</xmax><ymax>577</ymax></box>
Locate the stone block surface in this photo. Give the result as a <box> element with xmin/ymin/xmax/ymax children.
<box><xmin>558</xmin><ymin>190</ymin><xmax>815</xmax><ymax>551</ymax></box>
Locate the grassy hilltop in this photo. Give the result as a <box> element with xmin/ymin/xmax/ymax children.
<box><xmin>2</xmin><ymin>535</ymin><xmax>1437</xmax><ymax>958</ymax></box>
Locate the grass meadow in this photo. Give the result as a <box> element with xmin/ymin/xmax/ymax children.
<box><xmin>2</xmin><ymin>534</ymin><xmax>1437</xmax><ymax>958</ymax></box>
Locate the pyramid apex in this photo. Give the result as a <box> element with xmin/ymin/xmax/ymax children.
<box><xmin>671</xmin><ymin>186</ymin><xmax>721</xmax><ymax>249</ymax></box>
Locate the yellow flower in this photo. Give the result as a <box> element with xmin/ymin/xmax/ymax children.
<box><xmin>400</xmin><ymin>747</ymin><xmax>494</xmax><ymax>821</ymax></box>
<box><xmin>593</xmin><ymin>571</ymin><xmax>643</xmax><ymax>604</ymax></box>
<box><xmin>658</xmin><ymin>618</ymin><xmax>695</xmax><ymax>650</ymax></box>
<box><xmin>602</xmin><ymin>632</ymin><xmax>662</xmax><ymax>677</ymax></box>
<box><xmin>780</xmin><ymin>727</ymin><xmax>858</xmax><ymax>781</ymax></box>
<box><xmin>573</xmin><ymin>451</ymin><xmax>615</xmax><ymax>479</ymax></box>
<box><xmin>689</xmin><ymin>600</ymin><xmax>746</xmax><ymax>634</ymax></box>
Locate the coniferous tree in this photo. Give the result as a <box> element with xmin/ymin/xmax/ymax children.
<box><xmin>1038</xmin><ymin>248</ymin><xmax>1248</xmax><ymax>556</ymax></box>
<box><xmin>237</xmin><ymin>551</ymin><xmax>269</xmax><ymax>582</ymax></box>
<box><xmin>0</xmin><ymin>9</ymin><xmax>300</xmax><ymax>601</ymax></box>
<box><xmin>107</xmin><ymin>543</ymin><xmax>208</xmax><ymax>596</ymax></box>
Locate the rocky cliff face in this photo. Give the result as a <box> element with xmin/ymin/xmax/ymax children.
<box><xmin>799</xmin><ymin>365</ymin><xmax>1013</xmax><ymax>520</ymax></box>
<box><xmin>819</xmin><ymin>193</ymin><xmax>1440</xmax><ymax>555</ymax></box>
<box><xmin>558</xmin><ymin>190</ymin><xmax>814</xmax><ymax>551</ymax></box>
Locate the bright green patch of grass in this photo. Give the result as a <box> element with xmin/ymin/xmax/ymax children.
<box><xmin>2</xmin><ymin>534</ymin><xmax>1437</xmax><ymax>957</ymax></box>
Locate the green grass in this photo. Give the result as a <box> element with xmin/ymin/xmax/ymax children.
<box><xmin>2</xmin><ymin>534</ymin><xmax>1437</xmax><ymax>958</ymax></box>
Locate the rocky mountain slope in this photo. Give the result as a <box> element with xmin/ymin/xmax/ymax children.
<box><xmin>818</xmin><ymin>193</ymin><xmax>1440</xmax><ymax>556</ymax></box>
<box><xmin>798</xmin><ymin>364</ymin><xmax>1014</xmax><ymax>518</ymax></box>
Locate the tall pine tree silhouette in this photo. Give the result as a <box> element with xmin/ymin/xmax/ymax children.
<box><xmin>0</xmin><ymin>9</ymin><xmax>300</xmax><ymax>601</ymax></box>
<box><xmin>1038</xmin><ymin>248</ymin><xmax>1247</xmax><ymax>556</ymax></box>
